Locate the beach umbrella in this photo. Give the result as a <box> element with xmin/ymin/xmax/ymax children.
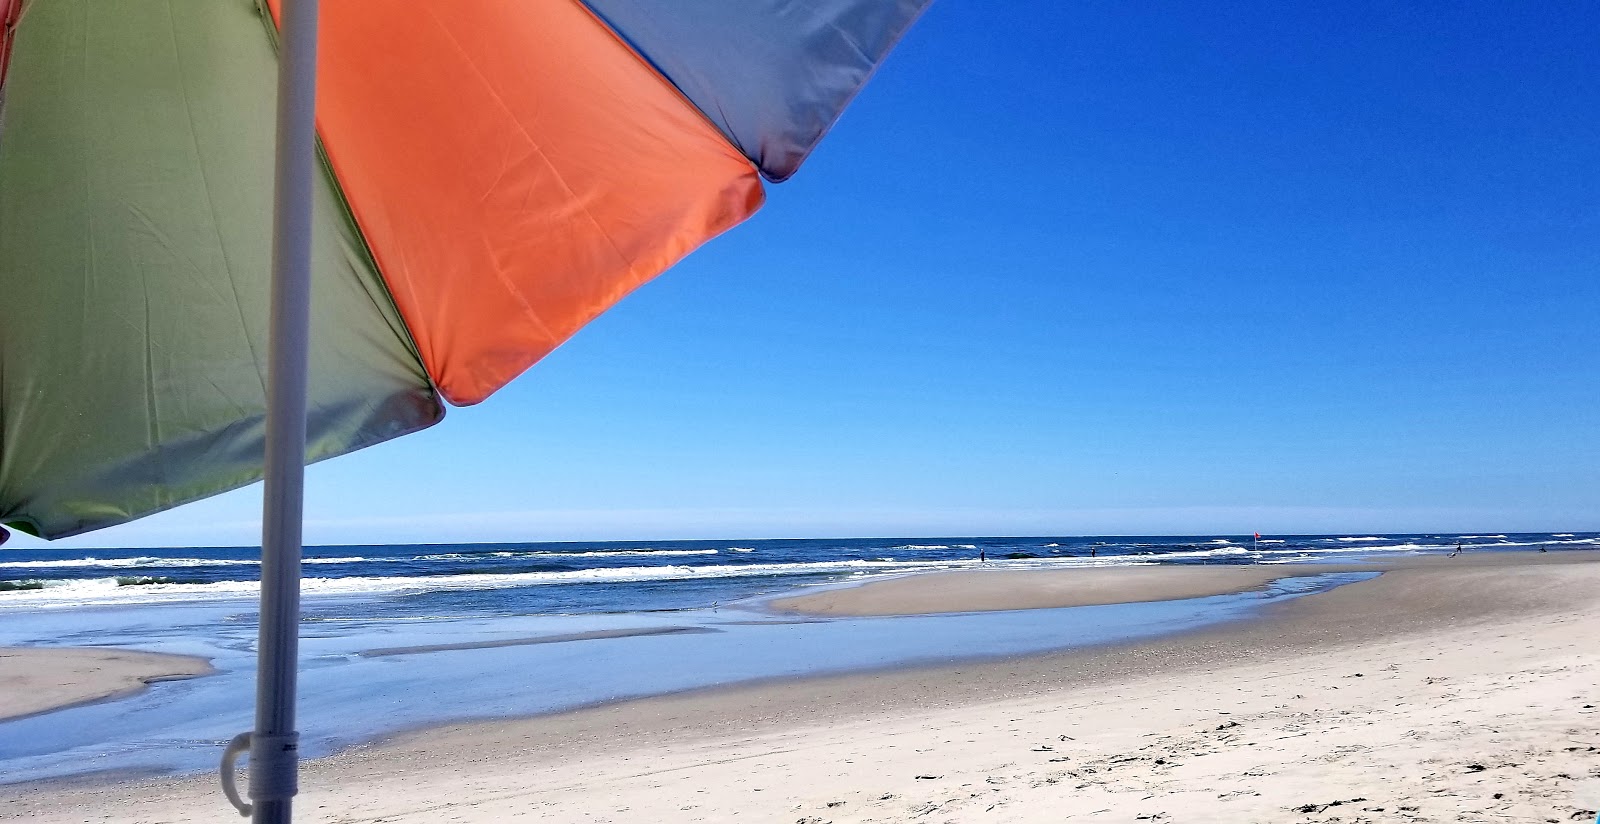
<box><xmin>0</xmin><ymin>1</ymin><xmax>930</xmax><ymax>820</ymax></box>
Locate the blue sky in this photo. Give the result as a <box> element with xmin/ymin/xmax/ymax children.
<box><xmin>21</xmin><ymin>0</ymin><xmax>1600</xmax><ymax>548</ymax></box>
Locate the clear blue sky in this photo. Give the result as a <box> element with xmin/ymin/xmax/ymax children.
<box><xmin>24</xmin><ymin>0</ymin><xmax>1600</xmax><ymax>548</ymax></box>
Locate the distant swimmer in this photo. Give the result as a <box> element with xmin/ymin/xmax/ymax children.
<box><xmin>979</xmin><ymin>548</ymin><xmax>986</xmax><ymax>563</ymax></box>
<box><xmin>1090</xmin><ymin>546</ymin><xmax>1097</xmax><ymax>557</ymax></box>
<box><xmin>1450</xmin><ymin>541</ymin><xmax>1462</xmax><ymax>557</ymax></box>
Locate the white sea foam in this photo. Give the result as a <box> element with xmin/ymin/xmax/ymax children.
<box><xmin>1261</xmin><ymin>542</ymin><xmax>1432</xmax><ymax>555</ymax></box>
<box><xmin>0</xmin><ymin>556</ymin><xmax>246</xmax><ymax>569</ymax></box>
<box><xmin>0</xmin><ymin>555</ymin><xmax>379</xmax><ymax>570</ymax></box>
<box><xmin>1245</xmin><ymin>538</ymin><xmax>1584</xmax><ymax>556</ymax></box>
<box><xmin>1336</xmin><ymin>537</ymin><xmax>1388</xmax><ymax>542</ymax></box>
<box><xmin>0</xmin><ymin>554</ymin><xmax>1181</xmax><ymax>609</ymax></box>
<box><xmin>892</xmin><ymin>545</ymin><xmax>955</xmax><ymax>550</ymax></box>
<box><xmin>728</xmin><ymin>548</ymin><xmax>756</xmax><ymax>553</ymax></box>
<box><xmin>549</xmin><ymin>549</ymin><xmax>720</xmax><ymax>558</ymax></box>
<box><xmin>1258</xmin><ymin>539</ymin><xmax>1287</xmax><ymax>544</ymax></box>
<box><xmin>1459</xmin><ymin>535</ymin><xmax>1506</xmax><ymax>539</ymax></box>
<box><xmin>1461</xmin><ymin>537</ymin><xmax>1597</xmax><ymax>548</ymax></box>
<box><xmin>1187</xmin><ymin>543</ymin><xmax>1440</xmax><ymax>563</ymax></box>
<box><xmin>1130</xmin><ymin>546</ymin><xmax>1252</xmax><ymax>560</ymax></box>
<box><xmin>1209</xmin><ymin>539</ymin><xmax>1234</xmax><ymax>545</ymax></box>
<box><xmin>412</xmin><ymin>548</ymin><xmax>720</xmax><ymax>562</ymax></box>
<box><xmin>0</xmin><ymin>559</ymin><xmax>964</xmax><ymax>608</ymax></box>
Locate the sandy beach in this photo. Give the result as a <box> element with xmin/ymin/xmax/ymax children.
<box><xmin>3</xmin><ymin>552</ymin><xmax>1597</xmax><ymax>822</ymax></box>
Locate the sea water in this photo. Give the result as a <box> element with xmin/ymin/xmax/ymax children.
<box><xmin>1</xmin><ymin>532</ymin><xmax>1589</xmax><ymax>613</ymax></box>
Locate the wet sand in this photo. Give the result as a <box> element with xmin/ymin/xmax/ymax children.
<box><xmin>358</xmin><ymin>625</ymin><xmax>718</xmax><ymax>657</ymax></box>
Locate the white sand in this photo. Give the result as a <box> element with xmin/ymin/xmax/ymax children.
<box><xmin>3</xmin><ymin>553</ymin><xmax>1597</xmax><ymax>822</ymax></box>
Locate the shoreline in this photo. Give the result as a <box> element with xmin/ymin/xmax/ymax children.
<box><xmin>361</xmin><ymin>551</ymin><xmax>1592</xmax><ymax>752</ymax></box>
<box><xmin>0</xmin><ymin>647</ymin><xmax>214</xmax><ymax>723</ymax></box>
<box><xmin>341</xmin><ymin>568</ymin><xmax>1378</xmax><ymax>753</ymax></box>
<box><xmin>0</xmin><ymin>563</ymin><xmax>1370</xmax><ymax>785</ymax></box>
<box><xmin>3</xmin><ymin>551</ymin><xmax>1597</xmax><ymax>821</ymax></box>
<box><xmin>0</xmin><ymin>562</ymin><xmax>1373</xmax><ymax>729</ymax></box>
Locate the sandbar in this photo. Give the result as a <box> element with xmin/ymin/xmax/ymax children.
<box><xmin>768</xmin><ymin>563</ymin><xmax>1324</xmax><ymax>615</ymax></box>
<box><xmin>0</xmin><ymin>647</ymin><xmax>213</xmax><ymax>722</ymax></box>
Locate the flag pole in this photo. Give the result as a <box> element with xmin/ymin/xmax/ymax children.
<box><xmin>224</xmin><ymin>0</ymin><xmax>320</xmax><ymax>821</ymax></box>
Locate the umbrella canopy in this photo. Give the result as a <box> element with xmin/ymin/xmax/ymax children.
<box><xmin>0</xmin><ymin>0</ymin><xmax>929</xmax><ymax>540</ymax></box>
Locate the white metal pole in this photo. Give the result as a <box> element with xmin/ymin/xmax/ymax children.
<box><xmin>251</xmin><ymin>0</ymin><xmax>319</xmax><ymax>821</ymax></box>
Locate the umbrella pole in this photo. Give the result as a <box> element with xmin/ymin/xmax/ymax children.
<box><xmin>250</xmin><ymin>0</ymin><xmax>320</xmax><ymax>821</ymax></box>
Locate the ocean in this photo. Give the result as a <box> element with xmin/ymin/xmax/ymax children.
<box><xmin>0</xmin><ymin>532</ymin><xmax>1592</xmax><ymax>783</ymax></box>
<box><xmin>3</xmin><ymin>532</ymin><xmax>1590</xmax><ymax>615</ymax></box>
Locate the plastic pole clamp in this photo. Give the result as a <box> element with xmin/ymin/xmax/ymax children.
<box><xmin>219</xmin><ymin>730</ymin><xmax>300</xmax><ymax>817</ymax></box>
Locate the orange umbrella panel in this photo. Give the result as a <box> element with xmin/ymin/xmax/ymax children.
<box><xmin>303</xmin><ymin>1</ymin><xmax>765</xmax><ymax>406</ymax></box>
